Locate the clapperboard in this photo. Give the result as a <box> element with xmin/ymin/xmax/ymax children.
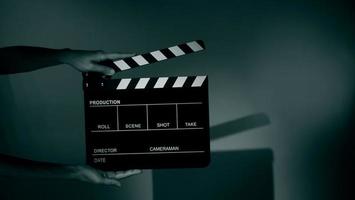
<box><xmin>83</xmin><ymin>40</ymin><xmax>210</xmax><ymax>170</ymax></box>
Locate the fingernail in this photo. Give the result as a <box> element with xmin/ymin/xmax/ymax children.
<box><xmin>107</xmin><ymin>69</ymin><xmax>115</xmax><ymax>75</ymax></box>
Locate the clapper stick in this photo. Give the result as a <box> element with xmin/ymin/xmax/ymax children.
<box><xmin>97</xmin><ymin>40</ymin><xmax>205</xmax><ymax>73</ymax></box>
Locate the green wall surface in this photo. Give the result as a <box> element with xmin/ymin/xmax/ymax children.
<box><xmin>0</xmin><ymin>0</ymin><xmax>354</xmax><ymax>200</ymax></box>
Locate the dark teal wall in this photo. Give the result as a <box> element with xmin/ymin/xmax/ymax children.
<box><xmin>0</xmin><ymin>0</ymin><xmax>354</xmax><ymax>199</ymax></box>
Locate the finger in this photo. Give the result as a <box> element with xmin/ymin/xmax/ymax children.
<box><xmin>104</xmin><ymin>52</ymin><xmax>136</xmax><ymax>60</ymax></box>
<box><xmin>94</xmin><ymin>52</ymin><xmax>135</xmax><ymax>61</ymax></box>
<box><xmin>105</xmin><ymin>171</ymin><xmax>117</xmax><ymax>179</ymax></box>
<box><xmin>113</xmin><ymin>169</ymin><xmax>142</xmax><ymax>179</ymax></box>
<box><xmin>90</xmin><ymin>64</ymin><xmax>115</xmax><ymax>75</ymax></box>
<box><xmin>102</xmin><ymin>178</ymin><xmax>121</xmax><ymax>188</ymax></box>
<box><xmin>104</xmin><ymin>170</ymin><xmax>140</xmax><ymax>179</ymax></box>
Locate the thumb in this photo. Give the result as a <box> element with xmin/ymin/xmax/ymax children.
<box><xmin>112</xmin><ymin>169</ymin><xmax>142</xmax><ymax>179</ymax></box>
<box><xmin>102</xmin><ymin>178</ymin><xmax>121</xmax><ymax>188</ymax></box>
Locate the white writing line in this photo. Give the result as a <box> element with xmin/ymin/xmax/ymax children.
<box><xmin>92</xmin><ymin>150</ymin><xmax>205</xmax><ymax>156</ymax></box>
<box><xmin>91</xmin><ymin>127</ymin><xmax>204</xmax><ymax>132</ymax></box>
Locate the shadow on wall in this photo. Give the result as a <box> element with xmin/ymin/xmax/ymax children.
<box><xmin>153</xmin><ymin>149</ymin><xmax>274</xmax><ymax>200</ymax></box>
<box><xmin>153</xmin><ymin>113</ymin><xmax>273</xmax><ymax>200</ymax></box>
<box><xmin>210</xmin><ymin>113</ymin><xmax>271</xmax><ymax>140</ymax></box>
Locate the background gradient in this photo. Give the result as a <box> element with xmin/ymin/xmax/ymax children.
<box><xmin>0</xmin><ymin>0</ymin><xmax>354</xmax><ymax>199</ymax></box>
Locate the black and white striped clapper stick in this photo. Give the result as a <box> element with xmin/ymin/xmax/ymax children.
<box><xmin>109</xmin><ymin>40</ymin><xmax>205</xmax><ymax>72</ymax></box>
<box><xmin>115</xmin><ymin>75</ymin><xmax>207</xmax><ymax>90</ymax></box>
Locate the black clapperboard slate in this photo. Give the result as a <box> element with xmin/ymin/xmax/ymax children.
<box><xmin>83</xmin><ymin>40</ymin><xmax>210</xmax><ymax>170</ymax></box>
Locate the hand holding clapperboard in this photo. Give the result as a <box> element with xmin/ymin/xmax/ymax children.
<box><xmin>83</xmin><ymin>40</ymin><xmax>210</xmax><ymax>170</ymax></box>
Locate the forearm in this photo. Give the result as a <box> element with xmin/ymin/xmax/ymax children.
<box><xmin>0</xmin><ymin>153</ymin><xmax>76</xmax><ymax>180</ymax></box>
<box><xmin>0</xmin><ymin>46</ymin><xmax>69</xmax><ymax>74</ymax></box>
<box><xmin>0</xmin><ymin>46</ymin><xmax>132</xmax><ymax>75</ymax></box>
<box><xmin>0</xmin><ymin>153</ymin><xmax>141</xmax><ymax>188</ymax></box>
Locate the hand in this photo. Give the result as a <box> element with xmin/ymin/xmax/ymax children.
<box><xmin>68</xmin><ymin>165</ymin><xmax>142</xmax><ymax>188</ymax></box>
<box><xmin>58</xmin><ymin>49</ymin><xmax>134</xmax><ymax>75</ymax></box>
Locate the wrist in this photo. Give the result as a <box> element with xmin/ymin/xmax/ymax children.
<box><xmin>62</xmin><ymin>165</ymin><xmax>81</xmax><ymax>180</ymax></box>
<box><xmin>56</xmin><ymin>48</ymin><xmax>74</xmax><ymax>65</ymax></box>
